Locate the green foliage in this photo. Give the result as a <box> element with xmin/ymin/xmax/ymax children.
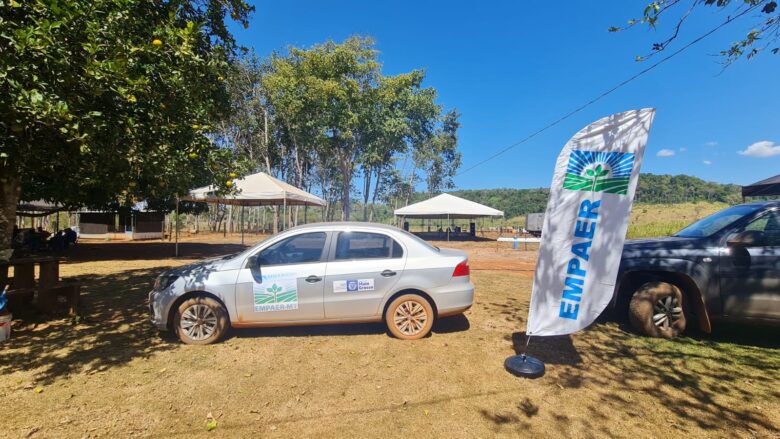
<box><xmin>0</xmin><ymin>0</ymin><xmax>253</xmax><ymax>211</ymax></box>
<box><xmin>446</xmin><ymin>173</ymin><xmax>742</xmax><ymax>219</ymax></box>
<box><xmin>226</xmin><ymin>37</ymin><xmax>459</xmax><ymax>222</ymax></box>
<box><xmin>613</xmin><ymin>0</ymin><xmax>779</xmax><ymax>65</ymax></box>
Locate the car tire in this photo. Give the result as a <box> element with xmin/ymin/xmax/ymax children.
<box><xmin>385</xmin><ymin>294</ymin><xmax>435</xmax><ymax>340</ymax></box>
<box><xmin>629</xmin><ymin>281</ymin><xmax>687</xmax><ymax>338</ymax></box>
<box><xmin>174</xmin><ymin>296</ymin><xmax>229</xmax><ymax>345</ymax></box>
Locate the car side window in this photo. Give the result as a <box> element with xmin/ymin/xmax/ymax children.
<box><xmin>335</xmin><ymin>232</ymin><xmax>403</xmax><ymax>260</ymax></box>
<box><xmin>740</xmin><ymin>211</ymin><xmax>780</xmax><ymax>247</ymax></box>
<box><xmin>258</xmin><ymin>232</ymin><xmax>327</xmax><ymax>266</ymax></box>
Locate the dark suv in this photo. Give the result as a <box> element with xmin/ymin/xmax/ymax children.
<box><xmin>613</xmin><ymin>201</ymin><xmax>780</xmax><ymax>338</ymax></box>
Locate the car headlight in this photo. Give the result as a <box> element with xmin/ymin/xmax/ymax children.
<box><xmin>154</xmin><ymin>274</ymin><xmax>179</xmax><ymax>291</ymax></box>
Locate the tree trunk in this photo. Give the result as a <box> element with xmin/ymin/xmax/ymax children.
<box><xmin>362</xmin><ymin>167</ymin><xmax>371</xmax><ymax>221</ymax></box>
<box><xmin>0</xmin><ymin>167</ymin><xmax>21</xmax><ymax>261</ymax></box>
<box><xmin>227</xmin><ymin>205</ymin><xmax>233</xmax><ymax>235</ymax></box>
<box><xmin>369</xmin><ymin>167</ymin><xmax>382</xmax><ymax>222</ymax></box>
<box><xmin>341</xmin><ymin>159</ymin><xmax>352</xmax><ymax>221</ymax></box>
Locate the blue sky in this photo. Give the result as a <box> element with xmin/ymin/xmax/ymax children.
<box><xmin>230</xmin><ymin>1</ymin><xmax>780</xmax><ymax>190</ymax></box>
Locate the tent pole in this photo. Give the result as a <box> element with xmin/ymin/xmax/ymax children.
<box><xmin>175</xmin><ymin>197</ymin><xmax>180</xmax><ymax>257</ymax></box>
<box><xmin>241</xmin><ymin>204</ymin><xmax>245</xmax><ymax>245</ymax></box>
<box><xmin>447</xmin><ymin>214</ymin><xmax>450</xmax><ymax>242</ymax></box>
<box><xmin>283</xmin><ymin>197</ymin><xmax>287</xmax><ymax>231</ymax></box>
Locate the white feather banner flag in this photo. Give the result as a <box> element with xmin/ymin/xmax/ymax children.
<box><xmin>526</xmin><ymin>109</ymin><xmax>656</xmax><ymax>336</ymax></box>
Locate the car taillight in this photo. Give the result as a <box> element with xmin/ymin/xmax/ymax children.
<box><xmin>453</xmin><ymin>260</ymin><xmax>470</xmax><ymax>277</ymax></box>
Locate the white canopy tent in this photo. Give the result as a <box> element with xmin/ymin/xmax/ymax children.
<box><xmin>184</xmin><ymin>172</ymin><xmax>326</xmax><ymax>207</ymax></box>
<box><xmin>394</xmin><ymin>193</ymin><xmax>504</xmax><ymax>240</ymax></box>
<box><xmin>176</xmin><ymin>172</ymin><xmax>326</xmax><ymax>255</ymax></box>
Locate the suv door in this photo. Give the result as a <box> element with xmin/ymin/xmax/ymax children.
<box><xmin>323</xmin><ymin>231</ymin><xmax>406</xmax><ymax>319</ymax></box>
<box><xmin>234</xmin><ymin>232</ymin><xmax>330</xmax><ymax>323</ymax></box>
<box><xmin>719</xmin><ymin>209</ymin><xmax>780</xmax><ymax>320</ymax></box>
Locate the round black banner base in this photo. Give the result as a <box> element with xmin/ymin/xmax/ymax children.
<box><xmin>504</xmin><ymin>355</ymin><xmax>545</xmax><ymax>379</ymax></box>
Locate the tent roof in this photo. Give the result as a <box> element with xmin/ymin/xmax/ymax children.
<box><xmin>183</xmin><ymin>172</ymin><xmax>326</xmax><ymax>207</ymax></box>
<box><xmin>743</xmin><ymin>174</ymin><xmax>780</xmax><ymax>198</ymax></box>
<box><xmin>16</xmin><ymin>200</ymin><xmax>65</xmax><ymax>217</ymax></box>
<box><xmin>394</xmin><ymin>193</ymin><xmax>504</xmax><ymax>219</ymax></box>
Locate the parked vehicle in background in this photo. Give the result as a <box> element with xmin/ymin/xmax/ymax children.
<box><xmin>613</xmin><ymin>201</ymin><xmax>780</xmax><ymax>338</ymax></box>
<box><xmin>149</xmin><ymin>223</ymin><xmax>474</xmax><ymax>344</ymax></box>
<box><xmin>525</xmin><ymin>212</ymin><xmax>544</xmax><ymax>237</ymax></box>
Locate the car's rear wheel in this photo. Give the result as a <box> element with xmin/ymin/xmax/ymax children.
<box><xmin>629</xmin><ymin>281</ymin><xmax>687</xmax><ymax>338</ymax></box>
<box><xmin>174</xmin><ymin>296</ymin><xmax>229</xmax><ymax>345</ymax></box>
<box><xmin>385</xmin><ymin>294</ymin><xmax>434</xmax><ymax>340</ymax></box>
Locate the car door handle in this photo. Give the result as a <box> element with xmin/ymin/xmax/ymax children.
<box><xmin>305</xmin><ymin>275</ymin><xmax>323</xmax><ymax>283</ymax></box>
<box><xmin>381</xmin><ymin>270</ymin><xmax>396</xmax><ymax>277</ymax></box>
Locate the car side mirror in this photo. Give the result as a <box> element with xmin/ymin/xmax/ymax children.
<box><xmin>246</xmin><ymin>255</ymin><xmax>262</xmax><ymax>279</ymax></box>
<box><xmin>727</xmin><ymin>230</ymin><xmax>764</xmax><ymax>247</ymax></box>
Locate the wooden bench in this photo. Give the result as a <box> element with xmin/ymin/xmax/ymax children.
<box><xmin>1</xmin><ymin>257</ymin><xmax>80</xmax><ymax>316</ymax></box>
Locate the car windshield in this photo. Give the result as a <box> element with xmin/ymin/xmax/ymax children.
<box><xmin>674</xmin><ymin>205</ymin><xmax>765</xmax><ymax>238</ymax></box>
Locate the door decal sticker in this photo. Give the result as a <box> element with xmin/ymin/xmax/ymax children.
<box><xmin>253</xmin><ymin>272</ymin><xmax>298</xmax><ymax>312</ymax></box>
<box><xmin>333</xmin><ymin>278</ymin><xmax>375</xmax><ymax>293</ymax></box>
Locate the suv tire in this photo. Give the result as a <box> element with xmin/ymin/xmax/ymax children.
<box><xmin>629</xmin><ymin>281</ymin><xmax>687</xmax><ymax>338</ymax></box>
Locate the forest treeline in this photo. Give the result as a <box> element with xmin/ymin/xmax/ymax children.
<box><xmin>447</xmin><ymin>173</ymin><xmax>743</xmax><ymax>219</ymax></box>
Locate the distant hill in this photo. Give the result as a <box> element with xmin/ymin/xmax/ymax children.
<box><xmin>451</xmin><ymin>173</ymin><xmax>742</xmax><ymax>218</ymax></box>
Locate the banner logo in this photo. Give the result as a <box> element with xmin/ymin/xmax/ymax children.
<box><xmin>563</xmin><ymin>150</ymin><xmax>635</xmax><ymax>195</ymax></box>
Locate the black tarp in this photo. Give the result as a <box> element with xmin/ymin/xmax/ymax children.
<box><xmin>743</xmin><ymin>174</ymin><xmax>780</xmax><ymax>198</ymax></box>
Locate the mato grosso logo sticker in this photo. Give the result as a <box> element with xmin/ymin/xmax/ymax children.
<box><xmin>563</xmin><ymin>150</ymin><xmax>635</xmax><ymax>195</ymax></box>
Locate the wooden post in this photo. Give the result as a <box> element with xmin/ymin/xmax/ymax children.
<box><xmin>175</xmin><ymin>197</ymin><xmax>180</xmax><ymax>257</ymax></box>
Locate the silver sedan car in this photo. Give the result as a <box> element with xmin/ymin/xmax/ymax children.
<box><xmin>149</xmin><ymin>223</ymin><xmax>474</xmax><ymax>344</ymax></box>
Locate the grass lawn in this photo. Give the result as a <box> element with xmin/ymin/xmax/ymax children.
<box><xmin>1</xmin><ymin>237</ymin><xmax>778</xmax><ymax>438</ymax></box>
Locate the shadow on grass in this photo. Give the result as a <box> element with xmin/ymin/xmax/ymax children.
<box><xmin>502</xmin><ymin>324</ymin><xmax>780</xmax><ymax>434</ymax></box>
<box><xmin>0</xmin><ymin>267</ymin><xmax>177</xmax><ymax>384</ymax></box>
<box><xmin>229</xmin><ymin>313</ymin><xmax>470</xmax><ymax>339</ymax></box>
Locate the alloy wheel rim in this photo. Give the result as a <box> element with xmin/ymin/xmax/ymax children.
<box><xmin>393</xmin><ymin>300</ymin><xmax>428</xmax><ymax>336</ymax></box>
<box><xmin>180</xmin><ymin>304</ymin><xmax>218</xmax><ymax>340</ymax></box>
<box><xmin>652</xmin><ymin>296</ymin><xmax>682</xmax><ymax>329</ymax></box>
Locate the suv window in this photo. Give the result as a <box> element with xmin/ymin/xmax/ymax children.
<box><xmin>258</xmin><ymin>232</ymin><xmax>327</xmax><ymax>266</ymax></box>
<box><xmin>335</xmin><ymin>232</ymin><xmax>403</xmax><ymax>260</ymax></box>
<box><xmin>675</xmin><ymin>204</ymin><xmax>765</xmax><ymax>238</ymax></box>
<box><xmin>740</xmin><ymin>211</ymin><xmax>780</xmax><ymax>246</ymax></box>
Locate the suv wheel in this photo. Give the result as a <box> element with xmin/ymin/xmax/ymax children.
<box><xmin>629</xmin><ymin>281</ymin><xmax>687</xmax><ymax>338</ymax></box>
<box><xmin>174</xmin><ymin>296</ymin><xmax>229</xmax><ymax>345</ymax></box>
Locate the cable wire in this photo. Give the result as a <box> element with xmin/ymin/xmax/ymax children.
<box><xmin>456</xmin><ymin>4</ymin><xmax>760</xmax><ymax>177</ymax></box>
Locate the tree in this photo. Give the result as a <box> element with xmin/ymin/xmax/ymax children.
<box><xmin>259</xmin><ymin>37</ymin><xmax>457</xmax><ymax>221</ymax></box>
<box><xmin>611</xmin><ymin>1</ymin><xmax>779</xmax><ymax>65</ymax></box>
<box><xmin>415</xmin><ymin>109</ymin><xmax>462</xmax><ymax>196</ymax></box>
<box><xmin>0</xmin><ymin>0</ymin><xmax>252</xmax><ymax>259</ymax></box>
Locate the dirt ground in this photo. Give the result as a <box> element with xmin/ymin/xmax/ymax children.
<box><xmin>1</xmin><ymin>233</ymin><xmax>778</xmax><ymax>438</ymax></box>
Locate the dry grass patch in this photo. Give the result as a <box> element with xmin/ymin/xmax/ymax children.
<box><xmin>0</xmin><ymin>239</ymin><xmax>777</xmax><ymax>438</ymax></box>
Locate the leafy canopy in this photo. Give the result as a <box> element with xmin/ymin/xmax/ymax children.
<box><xmin>0</xmin><ymin>0</ymin><xmax>253</xmax><ymax>210</ymax></box>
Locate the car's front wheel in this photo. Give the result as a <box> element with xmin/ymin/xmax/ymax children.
<box><xmin>174</xmin><ymin>296</ymin><xmax>229</xmax><ymax>345</ymax></box>
<box><xmin>629</xmin><ymin>281</ymin><xmax>687</xmax><ymax>338</ymax></box>
<box><xmin>385</xmin><ymin>294</ymin><xmax>434</xmax><ymax>340</ymax></box>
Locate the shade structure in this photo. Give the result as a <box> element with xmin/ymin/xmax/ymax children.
<box><xmin>175</xmin><ymin>172</ymin><xmax>325</xmax><ymax>255</ymax></box>
<box><xmin>17</xmin><ymin>200</ymin><xmax>65</xmax><ymax>217</ymax></box>
<box><xmin>183</xmin><ymin>172</ymin><xmax>325</xmax><ymax>207</ymax></box>
<box><xmin>394</xmin><ymin>193</ymin><xmax>504</xmax><ymax>219</ymax></box>
<box><xmin>743</xmin><ymin>174</ymin><xmax>780</xmax><ymax>198</ymax></box>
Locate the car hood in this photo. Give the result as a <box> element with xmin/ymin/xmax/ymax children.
<box><xmin>164</xmin><ymin>256</ymin><xmax>228</xmax><ymax>277</ymax></box>
<box><xmin>622</xmin><ymin>236</ymin><xmax>704</xmax><ymax>257</ymax></box>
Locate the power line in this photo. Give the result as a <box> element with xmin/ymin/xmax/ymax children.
<box><xmin>456</xmin><ymin>4</ymin><xmax>760</xmax><ymax>177</ymax></box>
